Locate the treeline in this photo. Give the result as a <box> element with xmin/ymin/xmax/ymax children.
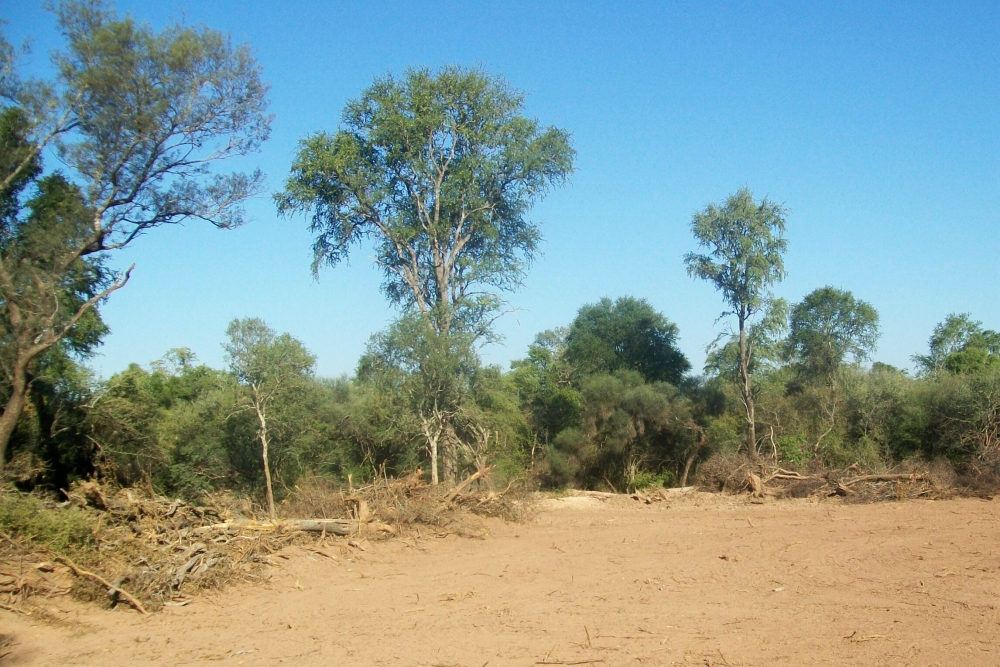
<box><xmin>1</xmin><ymin>3</ymin><xmax>998</xmax><ymax>506</ymax></box>
<box><xmin>8</xmin><ymin>302</ymin><xmax>1000</xmax><ymax>502</ymax></box>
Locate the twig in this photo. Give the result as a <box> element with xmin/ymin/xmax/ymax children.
<box><xmin>53</xmin><ymin>555</ymin><xmax>147</xmax><ymax>615</ymax></box>
<box><xmin>0</xmin><ymin>603</ymin><xmax>30</xmax><ymax>615</ymax></box>
<box><xmin>536</xmin><ymin>661</ymin><xmax>604</xmax><ymax>665</ymax></box>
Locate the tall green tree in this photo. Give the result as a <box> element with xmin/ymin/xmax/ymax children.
<box><xmin>0</xmin><ymin>2</ymin><xmax>271</xmax><ymax>472</ymax></box>
<box><xmin>0</xmin><ymin>111</ymin><xmax>120</xmax><ymax>474</ymax></box>
<box><xmin>563</xmin><ymin>296</ymin><xmax>690</xmax><ymax>385</ymax></box>
<box><xmin>224</xmin><ymin>319</ymin><xmax>315</xmax><ymax>521</ymax></box>
<box><xmin>684</xmin><ymin>187</ymin><xmax>788</xmax><ymax>458</ymax></box>
<box><xmin>278</xmin><ymin>66</ymin><xmax>573</xmax><ymax>483</ymax></box>
<box><xmin>786</xmin><ymin>286</ymin><xmax>880</xmax><ymax>381</ymax></box>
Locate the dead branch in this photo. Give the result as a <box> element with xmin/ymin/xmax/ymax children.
<box><xmin>53</xmin><ymin>555</ymin><xmax>147</xmax><ymax>615</ymax></box>
<box><xmin>447</xmin><ymin>466</ymin><xmax>494</xmax><ymax>502</ymax></box>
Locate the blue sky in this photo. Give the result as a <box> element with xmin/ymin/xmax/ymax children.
<box><xmin>5</xmin><ymin>1</ymin><xmax>999</xmax><ymax>378</ymax></box>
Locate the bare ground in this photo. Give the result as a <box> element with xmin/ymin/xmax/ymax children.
<box><xmin>2</xmin><ymin>493</ymin><xmax>999</xmax><ymax>666</ymax></box>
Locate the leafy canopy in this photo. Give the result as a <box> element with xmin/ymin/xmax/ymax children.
<box><xmin>2</xmin><ymin>0</ymin><xmax>272</xmax><ymax>249</ymax></box>
<box><xmin>684</xmin><ymin>187</ymin><xmax>788</xmax><ymax>323</ymax></box>
<box><xmin>276</xmin><ymin>66</ymin><xmax>574</xmax><ymax>337</ymax></box>
<box><xmin>914</xmin><ymin>313</ymin><xmax>1000</xmax><ymax>375</ymax></box>
<box><xmin>786</xmin><ymin>286</ymin><xmax>880</xmax><ymax>379</ymax></box>
<box><xmin>564</xmin><ymin>296</ymin><xmax>690</xmax><ymax>385</ymax></box>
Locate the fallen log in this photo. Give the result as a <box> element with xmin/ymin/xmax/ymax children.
<box><xmin>842</xmin><ymin>473</ymin><xmax>928</xmax><ymax>486</ymax></box>
<box><xmin>190</xmin><ymin>518</ymin><xmax>396</xmax><ymax>537</ymax></box>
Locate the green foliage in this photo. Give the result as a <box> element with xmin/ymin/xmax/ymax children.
<box><xmin>509</xmin><ymin>328</ymin><xmax>580</xmax><ymax>444</ymax></box>
<box><xmin>705</xmin><ymin>298</ymin><xmax>789</xmax><ymax>380</ymax></box>
<box><xmin>786</xmin><ymin>286</ymin><xmax>880</xmax><ymax>380</ymax></box>
<box><xmin>563</xmin><ymin>296</ymin><xmax>690</xmax><ymax>384</ymax></box>
<box><xmin>0</xmin><ymin>1</ymin><xmax>271</xmax><ymax>471</ymax></box>
<box><xmin>47</xmin><ymin>0</ymin><xmax>271</xmax><ymax>239</ymax></box>
<box><xmin>684</xmin><ymin>188</ymin><xmax>788</xmax><ymax>323</ymax></box>
<box><xmin>546</xmin><ymin>370</ymin><xmax>688</xmax><ymax>491</ymax></box>
<box><xmin>277</xmin><ymin>65</ymin><xmax>573</xmax><ymax>339</ymax></box>
<box><xmin>0</xmin><ymin>491</ymin><xmax>93</xmax><ymax>555</ymax></box>
<box><xmin>914</xmin><ymin>313</ymin><xmax>1000</xmax><ymax>375</ymax></box>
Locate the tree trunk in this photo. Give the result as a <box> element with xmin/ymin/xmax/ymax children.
<box><xmin>255</xmin><ymin>405</ymin><xmax>276</xmax><ymax>522</ymax></box>
<box><xmin>430</xmin><ymin>432</ymin><xmax>439</xmax><ymax>485</ymax></box>
<box><xmin>680</xmin><ymin>435</ymin><xmax>707</xmax><ymax>488</ymax></box>
<box><xmin>420</xmin><ymin>416</ymin><xmax>441</xmax><ymax>485</ymax></box>
<box><xmin>0</xmin><ymin>357</ymin><xmax>31</xmax><ymax>475</ymax></box>
<box><xmin>738</xmin><ymin>312</ymin><xmax>757</xmax><ymax>459</ymax></box>
<box><xmin>441</xmin><ymin>420</ymin><xmax>458</xmax><ymax>485</ymax></box>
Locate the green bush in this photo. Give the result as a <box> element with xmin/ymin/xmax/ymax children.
<box><xmin>0</xmin><ymin>491</ymin><xmax>94</xmax><ymax>555</ymax></box>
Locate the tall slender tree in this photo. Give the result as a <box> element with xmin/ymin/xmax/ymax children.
<box><xmin>224</xmin><ymin>318</ymin><xmax>315</xmax><ymax>522</ymax></box>
<box><xmin>684</xmin><ymin>188</ymin><xmax>788</xmax><ymax>458</ymax></box>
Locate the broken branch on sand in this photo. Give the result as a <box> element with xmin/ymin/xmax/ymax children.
<box><xmin>54</xmin><ymin>555</ymin><xmax>148</xmax><ymax>615</ymax></box>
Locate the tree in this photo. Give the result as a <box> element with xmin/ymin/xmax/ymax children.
<box><xmin>0</xmin><ymin>115</ymin><xmax>121</xmax><ymax>473</ymax></box>
<box><xmin>357</xmin><ymin>314</ymin><xmax>479</xmax><ymax>484</ymax></box>
<box><xmin>914</xmin><ymin>313</ymin><xmax>999</xmax><ymax>375</ymax></box>
<box><xmin>684</xmin><ymin>187</ymin><xmax>788</xmax><ymax>458</ymax></box>
<box><xmin>786</xmin><ymin>286</ymin><xmax>880</xmax><ymax>380</ymax></box>
<box><xmin>278</xmin><ymin>66</ymin><xmax>573</xmax><ymax>482</ymax></box>
<box><xmin>564</xmin><ymin>296</ymin><xmax>690</xmax><ymax>385</ymax></box>
<box><xmin>510</xmin><ymin>328</ymin><xmax>581</xmax><ymax>455</ymax></box>
<box><xmin>547</xmin><ymin>370</ymin><xmax>682</xmax><ymax>492</ymax></box>
<box><xmin>0</xmin><ymin>2</ymin><xmax>271</xmax><ymax>471</ymax></box>
<box><xmin>224</xmin><ymin>319</ymin><xmax>315</xmax><ymax>522</ymax></box>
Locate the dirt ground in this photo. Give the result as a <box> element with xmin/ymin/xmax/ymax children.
<box><xmin>2</xmin><ymin>492</ymin><xmax>999</xmax><ymax>666</ymax></box>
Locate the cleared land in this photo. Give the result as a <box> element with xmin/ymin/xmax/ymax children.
<box><xmin>2</xmin><ymin>493</ymin><xmax>999</xmax><ymax>666</ymax></box>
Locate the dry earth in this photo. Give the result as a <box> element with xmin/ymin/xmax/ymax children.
<box><xmin>2</xmin><ymin>492</ymin><xmax>1000</xmax><ymax>666</ymax></box>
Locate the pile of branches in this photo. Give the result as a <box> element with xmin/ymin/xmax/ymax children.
<box><xmin>700</xmin><ymin>454</ymin><xmax>948</xmax><ymax>502</ymax></box>
<box><xmin>286</xmin><ymin>467</ymin><xmax>535</xmax><ymax>537</ymax></box>
<box><xmin>740</xmin><ymin>464</ymin><xmax>944</xmax><ymax>502</ymax></box>
<box><xmin>1</xmin><ymin>469</ymin><xmax>533</xmax><ymax>614</ymax></box>
<box><xmin>1</xmin><ymin>482</ymin><xmax>315</xmax><ymax>614</ymax></box>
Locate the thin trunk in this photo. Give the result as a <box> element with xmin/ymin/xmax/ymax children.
<box><xmin>431</xmin><ymin>433</ymin><xmax>439</xmax><ymax>485</ymax></box>
<box><xmin>441</xmin><ymin>420</ymin><xmax>458</xmax><ymax>485</ymax></box>
<box><xmin>0</xmin><ymin>359</ymin><xmax>30</xmax><ymax>474</ymax></box>
<box><xmin>255</xmin><ymin>404</ymin><xmax>276</xmax><ymax>522</ymax></box>
<box><xmin>680</xmin><ymin>436</ymin><xmax>707</xmax><ymax>488</ymax></box>
<box><xmin>738</xmin><ymin>311</ymin><xmax>757</xmax><ymax>459</ymax></box>
<box><xmin>421</xmin><ymin>415</ymin><xmax>440</xmax><ymax>485</ymax></box>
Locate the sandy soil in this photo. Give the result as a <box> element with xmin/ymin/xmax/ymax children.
<box><xmin>2</xmin><ymin>492</ymin><xmax>999</xmax><ymax>666</ymax></box>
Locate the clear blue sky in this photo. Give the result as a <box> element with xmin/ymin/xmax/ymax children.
<box><xmin>5</xmin><ymin>1</ymin><xmax>999</xmax><ymax>378</ymax></box>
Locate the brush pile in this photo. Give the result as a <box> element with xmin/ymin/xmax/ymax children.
<box><xmin>0</xmin><ymin>468</ymin><xmax>534</xmax><ymax>614</ymax></box>
<box><xmin>699</xmin><ymin>453</ymin><xmax>952</xmax><ymax>502</ymax></box>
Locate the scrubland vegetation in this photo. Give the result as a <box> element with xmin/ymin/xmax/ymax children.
<box><xmin>0</xmin><ymin>1</ymin><xmax>998</xmax><ymax>613</ymax></box>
